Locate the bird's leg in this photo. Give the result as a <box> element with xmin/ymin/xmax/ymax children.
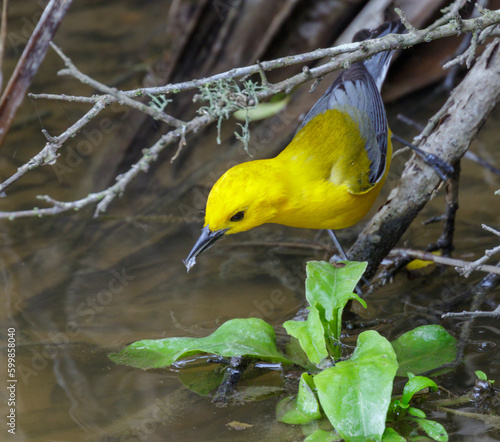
<box><xmin>327</xmin><ymin>229</ymin><xmax>349</xmax><ymax>260</ymax></box>
<box><xmin>391</xmin><ymin>133</ymin><xmax>454</xmax><ymax>181</ymax></box>
<box><xmin>327</xmin><ymin>230</ymin><xmax>367</xmax><ymax>294</ymax></box>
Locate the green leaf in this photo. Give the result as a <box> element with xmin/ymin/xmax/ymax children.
<box><xmin>314</xmin><ymin>331</ymin><xmax>398</xmax><ymax>442</ymax></box>
<box><xmin>411</xmin><ymin>418</ymin><xmax>448</xmax><ymax>442</ymax></box>
<box><xmin>233</xmin><ymin>95</ymin><xmax>290</xmax><ymax>121</ymax></box>
<box><xmin>283</xmin><ymin>336</ymin><xmax>317</xmax><ymax>370</ymax></box>
<box><xmin>284</xmin><ymin>305</ymin><xmax>329</xmax><ymax>366</ymax></box>
<box><xmin>391</xmin><ymin>398</ymin><xmax>409</xmax><ymax>411</ymax></box>
<box><xmin>401</xmin><ymin>376</ymin><xmax>438</xmax><ymax>406</ymax></box>
<box><xmin>304</xmin><ymin>429</ymin><xmax>341</xmax><ymax>441</ymax></box>
<box><xmin>305</xmin><ymin>261</ymin><xmax>367</xmax><ymax>358</ymax></box>
<box><xmin>382</xmin><ymin>427</ymin><xmax>406</xmax><ymax>441</ymax></box>
<box><xmin>301</xmin><ymin>418</ymin><xmax>338</xmax><ymax>439</ymax></box>
<box><xmin>109</xmin><ymin>318</ymin><xmax>290</xmax><ymax>369</ymax></box>
<box><xmin>391</xmin><ymin>325</ymin><xmax>457</xmax><ymax>376</ymax></box>
<box><xmin>407</xmin><ymin>407</ymin><xmax>426</xmax><ymax>418</ymax></box>
<box><xmin>305</xmin><ymin>261</ymin><xmax>367</xmax><ymax>323</ymax></box>
<box><xmin>475</xmin><ymin>370</ymin><xmax>488</xmax><ymax>381</ymax></box>
<box><xmin>277</xmin><ymin>373</ymin><xmax>322</xmax><ymax>425</ymax></box>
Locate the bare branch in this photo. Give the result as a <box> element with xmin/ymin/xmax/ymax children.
<box><xmin>482</xmin><ymin>224</ymin><xmax>500</xmax><ymax>237</ymax></box>
<box><xmin>49</xmin><ymin>42</ymin><xmax>184</xmax><ymax>128</ymax></box>
<box><xmin>29</xmin><ymin>9</ymin><xmax>500</xmax><ymax>104</ymax></box>
<box><xmin>442</xmin><ymin>305</ymin><xmax>500</xmax><ymax>318</ymax></box>
<box><xmin>389</xmin><ymin>248</ymin><xmax>500</xmax><ymax>276</ymax></box>
<box><xmin>0</xmin><ymin>98</ymin><xmax>108</xmax><ymax>193</ymax></box>
<box><xmin>0</xmin><ymin>113</ymin><xmax>214</xmax><ymax>219</ymax></box>
<box><xmin>0</xmin><ymin>0</ymin><xmax>73</xmax><ymax>147</ymax></box>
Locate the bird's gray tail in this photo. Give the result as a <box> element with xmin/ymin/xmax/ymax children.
<box><xmin>353</xmin><ymin>19</ymin><xmax>406</xmax><ymax>91</ymax></box>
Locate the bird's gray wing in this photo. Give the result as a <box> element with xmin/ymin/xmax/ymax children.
<box><xmin>297</xmin><ymin>62</ymin><xmax>388</xmax><ymax>187</ymax></box>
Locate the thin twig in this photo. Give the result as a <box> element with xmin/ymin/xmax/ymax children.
<box><xmin>394</xmin><ymin>7</ymin><xmax>417</xmax><ymax>33</ymax></box>
<box><xmin>28</xmin><ymin>93</ymin><xmax>98</xmax><ymax>103</ymax></box>
<box><xmin>0</xmin><ymin>113</ymin><xmax>214</xmax><ymax>219</ymax></box>
<box><xmin>457</xmin><ymin>244</ymin><xmax>500</xmax><ymax>277</ymax></box>
<box><xmin>424</xmin><ymin>0</ymin><xmax>467</xmax><ymax>33</ymax></box>
<box><xmin>454</xmin><ymin>224</ymin><xmax>500</xmax><ymax>277</ymax></box>
<box><xmin>27</xmin><ymin>10</ymin><xmax>500</xmax><ymax>105</ymax></box>
<box><xmin>439</xmin><ymin>267</ymin><xmax>500</xmax><ymax>373</ymax></box>
<box><xmin>443</xmin><ymin>305</ymin><xmax>500</xmax><ymax>318</ymax></box>
<box><xmin>170</xmin><ymin>125</ymin><xmax>187</xmax><ymax>163</ymax></box>
<box><xmin>0</xmin><ymin>98</ymin><xmax>108</xmax><ymax>194</ymax></box>
<box><xmin>389</xmin><ymin>248</ymin><xmax>500</xmax><ymax>275</ymax></box>
<box><xmin>49</xmin><ymin>42</ymin><xmax>185</xmax><ymax>128</ymax></box>
<box><xmin>424</xmin><ymin>269</ymin><xmax>500</xmax><ymax>375</ymax></box>
<box><xmin>443</xmin><ymin>24</ymin><xmax>481</xmax><ymax>69</ymax></box>
<box><xmin>482</xmin><ymin>224</ymin><xmax>500</xmax><ymax>237</ymax></box>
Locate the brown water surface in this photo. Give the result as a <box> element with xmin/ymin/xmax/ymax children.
<box><xmin>1</xmin><ymin>1</ymin><xmax>500</xmax><ymax>441</ymax></box>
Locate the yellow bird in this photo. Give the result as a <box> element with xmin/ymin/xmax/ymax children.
<box><xmin>185</xmin><ymin>20</ymin><xmax>406</xmax><ymax>271</ymax></box>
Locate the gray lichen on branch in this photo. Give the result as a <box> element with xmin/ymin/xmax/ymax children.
<box><xmin>196</xmin><ymin>78</ymin><xmax>265</xmax><ymax>149</ymax></box>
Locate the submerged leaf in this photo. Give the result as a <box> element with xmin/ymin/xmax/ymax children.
<box><xmin>391</xmin><ymin>325</ymin><xmax>457</xmax><ymax>376</ymax></box>
<box><xmin>109</xmin><ymin>318</ymin><xmax>290</xmax><ymax>369</ymax></box>
<box><xmin>226</xmin><ymin>421</ymin><xmax>253</xmax><ymax>430</ymax></box>
<box><xmin>277</xmin><ymin>373</ymin><xmax>322</xmax><ymax>424</ymax></box>
<box><xmin>406</xmin><ymin>251</ymin><xmax>441</xmax><ymax>271</ymax></box>
<box><xmin>304</xmin><ymin>429</ymin><xmax>341</xmax><ymax>441</ymax></box>
<box><xmin>314</xmin><ymin>331</ymin><xmax>398</xmax><ymax>442</ymax></box>
<box><xmin>178</xmin><ymin>366</ymin><xmax>224</xmax><ymax>396</ymax></box>
<box><xmin>233</xmin><ymin>385</ymin><xmax>284</xmax><ymax>402</ymax></box>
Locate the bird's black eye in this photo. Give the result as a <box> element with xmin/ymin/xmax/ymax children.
<box><xmin>230</xmin><ymin>211</ymin><xmax>245</xmax><ymax>222</ymax></box>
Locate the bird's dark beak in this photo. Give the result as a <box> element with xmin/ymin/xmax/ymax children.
<box><xmin>183</xmin><ymin>225</ymin><xmax>227</xmax><ymax>271</ymax></box>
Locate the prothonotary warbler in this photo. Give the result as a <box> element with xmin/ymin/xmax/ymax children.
<box><xmin>185</xmin><ymin>19</ymin><xmax>406</xmax><ymax>271</ymax></box>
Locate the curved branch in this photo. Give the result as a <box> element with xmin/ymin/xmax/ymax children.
<box><xmin>30</xmin><ymin>9</ymin><xmax>500</xmax><ymax>102</ymax></box>
<box><xmin>0</xmin><ymin>113</ymin><xmax>214</xmax><ymax>219</ymax></box>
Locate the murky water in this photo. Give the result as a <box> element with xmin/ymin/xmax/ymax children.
<box><xmin>1</xmin><ymin>1</ymin><xmax>500</xmax><ymax>441</ymax></box>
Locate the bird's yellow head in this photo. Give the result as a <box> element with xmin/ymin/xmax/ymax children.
<box><xmin>184</xmin><ymin>160</ymin><xmax>287</xmax><ymax>270</ymax></box>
